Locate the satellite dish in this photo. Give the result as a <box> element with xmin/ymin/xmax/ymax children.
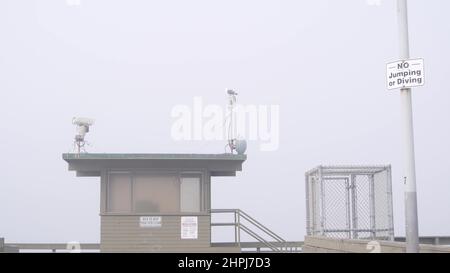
<box><xmin>235</xmin><ymin>139</ymin><xmax>247</xmax><ymax>155</ymax></box>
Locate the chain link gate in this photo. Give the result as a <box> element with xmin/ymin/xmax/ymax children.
<box><xmin>305</xmin><ymin>166</ymin><xmax>394</xmax><ymax>240</ymax></box>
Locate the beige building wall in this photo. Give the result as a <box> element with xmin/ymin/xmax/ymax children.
<box><xmin>99</xmin><ymin>169</ymin><xmax>217</xmax><ymax>252</ymax></box>
<box><xmin>100</xmin><ymin>215</ymin><xmax>212</xmax><ymax>253</ymax></box>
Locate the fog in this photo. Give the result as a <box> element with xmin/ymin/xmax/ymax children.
<box><xmin>0</xmin><ymin>0</ymin><xmax>449</xmax><ymax>243</ymax></box>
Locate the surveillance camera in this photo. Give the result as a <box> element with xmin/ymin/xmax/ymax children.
<box><xmin>72</xmin><ymin>117</ymin><xmax>95</xmax><ymax>127</ymax></box>
<box><xmin>72</xmin><ymin>117</ymin><xmax>94</xmax><ymax>153</ymax></box>
<box><xmin>227</xmin><ymin>89</ymin><xmax>238</xmax><ymax>96</ymax></box>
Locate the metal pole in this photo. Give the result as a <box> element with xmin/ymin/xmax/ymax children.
<box><xmin>234</xmin><ymin>211</ymin><xmax>238</xmax><ymax>245</ymax></box>
<box><xmin>369</xmin><ymin>175</ymin><xmax>376</xmax><ymax>239</ymax></box>
<box><xmin>386</xmin><ymin>166</ymin><xmax>395</xmax><ymax>241</ymax></box>
<box><xmin>345</xmin><ymin>178</ymin><xmax>351</xmax><ymax>239</ymax></box>
<box><xmin>305</xmin><ymin>174</ymin><xmax>310</xmax><ymax>236</ymax></box>
<box><xmin>350</xmin><ymin>175</ymin><xmax>358</xmax><ymax>239</ymax></box>
<box><xmin>318</xmin><ymin>167</ymin><xmax>326</xmax><ymax>236</ymax></box>
<box><xmin>397</xmin><ymin>0</ymin><xmax>419</xmax><ymax>253</ymax></box>
<box><xmin>0</xmin><ymin>238</ymin><xmax>4</xmax><ymax>253</ymax></box>
<box><xmin>237</xmin><ymin>211</ymin><xmax>241</xmax><ymax>248</ymax></box>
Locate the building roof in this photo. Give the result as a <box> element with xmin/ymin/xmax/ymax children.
<box><xmin>62</xmin><ymin>153</ymin><xmax>247</xmax><ymax>177</ymax></box>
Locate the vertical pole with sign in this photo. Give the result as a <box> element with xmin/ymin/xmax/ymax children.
<box><xmin>397</xmin><ymin>0</ymin><xmax>419</xmax><ymax>253</ymax></box>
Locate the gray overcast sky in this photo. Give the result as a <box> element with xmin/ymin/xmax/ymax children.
<box><xmin>1</xmin><ymin>0</ymin><xmax>449</xmax><ymax>243</ymax></box>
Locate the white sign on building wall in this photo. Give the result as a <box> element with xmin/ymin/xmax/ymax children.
<box><xmin>139</xmin><ymin>216</ymin><xmax>162</xmax><ymax>228</ymax></box>
<box><xmin>386</xmin><ymin>58</ymin><xmax>425</xmax><ymax>90</ymax></box>
<box><xmin>181</xmin><ymin>216</ymin><xmax>198</xmax><ymax>239</ymax></box>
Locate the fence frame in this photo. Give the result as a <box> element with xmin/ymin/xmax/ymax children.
<box><xmin>305</xmin><ymin>165</ymin><xmax>394</xmax><ymax>241</ymax></box>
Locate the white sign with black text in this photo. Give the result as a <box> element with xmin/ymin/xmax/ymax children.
<box><xmin>181</xmin><ymin>216</ymin><xmax>198</xmax><ymax>239</ymax></box>
<box><xmin>386</xmin><ymin>58</ymin><xmax>425</xmax><ymax>90</ymax></box>
<box><xmin>139</xmin><ymin>216</ymin><xmax>162</xmax><ymax>228</ymax></box>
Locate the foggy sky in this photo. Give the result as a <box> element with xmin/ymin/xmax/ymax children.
<box><xmin>1</xmin><ymin>0</ymin><xmax>449</xmax><ymax>244</ymax></box>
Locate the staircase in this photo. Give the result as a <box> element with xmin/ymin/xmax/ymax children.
<box><xmin>211</xmin><ymin>209</ymin><xmax>302</xmax><ymax>252</ymax></box>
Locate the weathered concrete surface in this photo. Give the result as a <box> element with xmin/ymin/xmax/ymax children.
<box><xmin>0</xmin><ymin>238</ymin><xmax>20</xmax><ymax>253</ymax></box>
<box><xmin>303</xmin><ymin>236</ymin><xmax>450</xmax><ymax>253</ymax></box>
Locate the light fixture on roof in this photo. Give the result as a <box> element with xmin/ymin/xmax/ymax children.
<box><xmin>72</xmin><ymin>117</ymin><xmax>94</xmax><ymax>154</ymax></box>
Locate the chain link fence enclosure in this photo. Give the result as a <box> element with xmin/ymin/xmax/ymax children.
<box><xmin>305</xmin><ymin>166</ymin><xmax>394</xmax><ymax>241</ymax></box>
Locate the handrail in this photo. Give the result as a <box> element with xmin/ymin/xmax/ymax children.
<box><xmin>238</xmin><ymin>211</ymin><xmax>287</xmax><ymax>251</ymax></box>
<box><xmin>239</xmin><ymin>210</ymin><xmax>286</xmax><ymax>244</ymax></box>
<box><xmin>211</xmin><ymin>209</ymin><xmax>293</xmax><ymax>252</ymax></box>
<box><xmin>239</xmin><ymin>224</ymin><xmax>279</xmax><ymax>252</ymax></box>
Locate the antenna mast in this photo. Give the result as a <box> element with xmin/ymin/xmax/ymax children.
<box><xmin>226</xmin><ymin>89</ymin><xmax>238</xmax><ymax>153</ymax></box>
<box><xmin>225</xmin><ymin>89</ymin><xmax>247</xmax><ymax>155</ymax></box>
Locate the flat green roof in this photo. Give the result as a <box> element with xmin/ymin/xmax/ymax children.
<box><xmin>63</xmin><ymin>153</ymin><xmax>247</xmax><ymax>177</ymax></box>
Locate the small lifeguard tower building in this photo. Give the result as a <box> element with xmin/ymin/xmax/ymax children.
<box><xmin>63</xmin><ymin>153</ymin><xmax>247</xmax><ymax>252</ymax></box>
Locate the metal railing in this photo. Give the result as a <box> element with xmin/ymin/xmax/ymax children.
<box><xmin>211</xmin><ymin>209</ymin><xmax>301</xmax><ymax>252</ymax></box>
<box><xmin>2</xmin><ymin>236</ymin><xmax>449</xmax><ymax>253</ymax></box>
<box><xmin>0</xmin><ymin>242</ymin><xmax>100</xmax><ymax>253</ymax></box>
